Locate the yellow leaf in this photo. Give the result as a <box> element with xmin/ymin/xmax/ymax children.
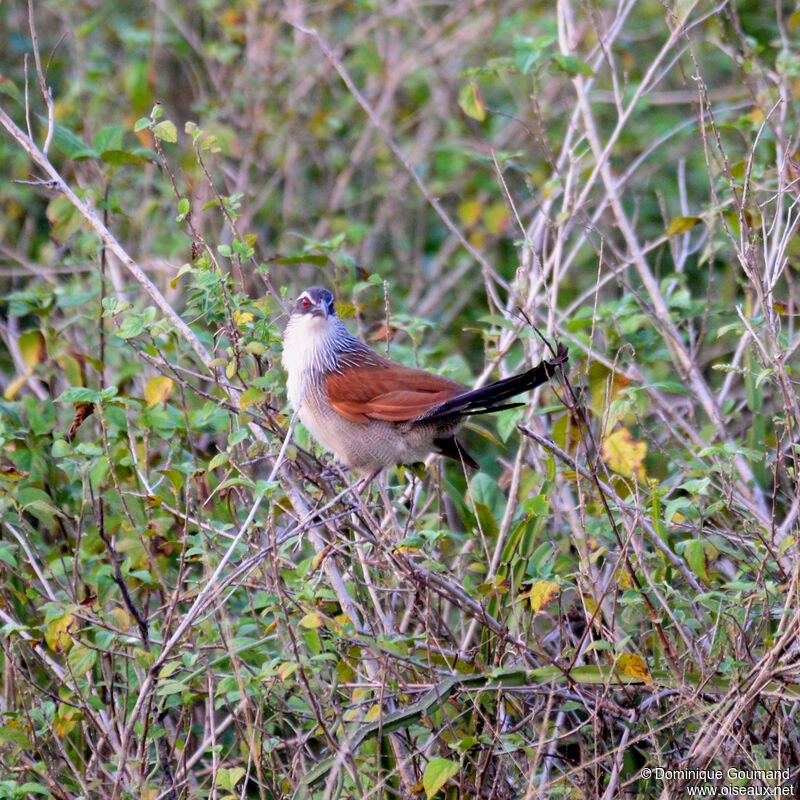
<box><xmin>171</xmin><ymin>263</ymin><xmax>194</xmax><ymax>289</ymax></box>
<box><xmin>19</xmin><ymin>330</ymin><xmax>46</xmax><ymax>368</ymax></box>
<box><xmin>615</xmin><ymin>653</ymin><xmax>653</xmax><ymax>685</ymax></box>
<box><xmin>144</xmin><ymin>376</ymin><xmax>174</xmax><ymax>407</ymax></box>
<box><xmin>684</xmin><ymin>539</ymin><xmax>718</xmax><ymax>582</ymax></box>
<box><xmin>311</xmin><ymin>544</ymin><xmax>333</xmax><ymax>572</ymax></box>
<box><xmin>351</xmin><ymin>687</ymin><xmax>370</xmax><ymax>703</ymax></box>
<box><xmin>58</xmin><ymin>354</ymin><xmax>83</xmax><ymax>387</ymax></box>
<box><xmin>107</xmin><ymin>607</ymin><xmax>131</xmax><ymax>632</ymax></box>
<box><xmin>134</xmin><ymin>647</ymin><xmax>155</xmax><ymax>668</ymax></box>
<box><xmin>53</xmin><ymin>704</ymin><xmax>81</xmax><ymax>738</ymax></box>
<box><xmin>458</xmin><ymin>82</ymin><xmax>486</xmax><ymax>122</ymax></box>
<box><xmin>551</xmin><ymin>412</ymin><xmax>581</xmax><ymax>455</ymax></box>
<box><xmin>666</xmin><ymin>215</ymin><xmax>702</xmax><ymax>235</ymax></box>
<box><xmin>298</xmin><ymin>612</ymin><xmax>325</xmax><ymax>629</ymax></box>
<box><xmin>588</xmin><ymin>362</ymin><xmax>630</xmax><ymax>420</ymax></box>
<box><xmin>4</xmin><ymin>372</ymin><xmax>30</xmax><ymax>401</ymax></box>
<box><xmin>152</xmin><ymin>119</ymin><xmax>177</xmax><ymax>143</ymax></box>
<box><xmin>45</xmin><ymin>614</ymin><xmax>75</xmax><ymax>652</ymax></box>
<box><xmin>485</xmin><ymin>202</ymin><xmax>509</xmax><ymax>235</ymax></box>
<box><xmin>336</xmin><ymin>658</ymin><xmax>355</xmax><ymax>682</ymax></box>
<box><xmin>239</xmin><ymin>386</ymin><xmax>266</xmax><ymax>411</ymax></box>
<box><xmin>0</xmin><ymin>463</ymin><xmax>28</xmax><ymax>481</ymax></box>
<box><xmin>458</xmin><ymin>199</ymin><xmax>482</xmax><ymax>228</ymax></box>
<box><xmin>527</xmin><ymin>579</ymin><xmax>560</xmax><ymax>612</ymax></box>
<box><xmin>778</xmin><ymin>535</ymin><xmax>796</xmax><ymax>556</ymax></box>
<box><xmin>468</xmin><ymin>230</ymin><xmax>486</xmax><ymax>248</ymax></box>
<box><xmin>616</xmin><ymin>568</ymin><xmax>632</xmax><ymax>590</ymax></box>
<box><xmin>245</xmin><ymin>340</ymin><xmax>267</xmax><ymax>355</ymax></box>
<box><xmin>582</xmin><ymin>594</ymin><xmax>602</xmax><ymax>632</ymax></box>
<box><xmin>277</xmin><ymin>662</ymin><xmax>299</xmax><ymax>682</ymax></box>
<box><xmin>602</xmin><ymin>428</ymin><xmax>647</xmax><ymax>481</ymax></box>
<box><xmin>233</xmin><ymin>309</ymin><xmax>254</xmax><ymax>327</ymax></box>
<box><xmin>542</xmin><ymin>177</ymin><xmax>561</xmax><ymax>199</ymax></box>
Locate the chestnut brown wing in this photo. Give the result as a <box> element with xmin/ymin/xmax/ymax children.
<box><xmin>325</xmin><ymin>362</ymin><xmax>466</xmax><ymax>423</ymax></box>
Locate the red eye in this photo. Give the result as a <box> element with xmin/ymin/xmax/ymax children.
<box><xmin>300</xmin><ymin>297</ymin><xmax>310</xmax><ymax>308</ymax></box>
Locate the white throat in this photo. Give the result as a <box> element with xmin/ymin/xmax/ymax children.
<box><xmin>282</xmin><ymin>313</ymin><xmax>339</xmax><ymax>410</ymax></box>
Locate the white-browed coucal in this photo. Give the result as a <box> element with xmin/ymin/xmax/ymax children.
<box><xmin>282</xmin><ymin>286</ymin><xmax>567</xmax><ymax>473</ymax></box>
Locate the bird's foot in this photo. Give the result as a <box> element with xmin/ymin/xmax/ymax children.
<box><xmin>319</xmin><ymin>462</ymin><xmax>350</xmax><ymax>485</ymax></box>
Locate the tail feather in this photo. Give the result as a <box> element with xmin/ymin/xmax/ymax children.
<box><xmin>433</xmin><ymin>436</ymin><xmax>480</xmax><ymax>469</ymax></box>
<box><xmin>418</xmin><ymin>343</ymin><xmax>567</xmax><ymax>423</ymax></box>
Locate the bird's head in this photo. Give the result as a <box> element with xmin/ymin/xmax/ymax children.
<box><xmin>283</xmin><ymin>286</ymin><xmax>352</xmax><ymax>375</ymax></box>
<box><xmin>291</xmin><ymin>286</ymin><xmax>336</xmax><ymax>321</ymax></box>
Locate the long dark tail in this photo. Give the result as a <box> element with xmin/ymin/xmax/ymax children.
<box><xmin>419</xmin><ymin>343</ymin><xmax>567</xmax><ymax>422</ymax></box>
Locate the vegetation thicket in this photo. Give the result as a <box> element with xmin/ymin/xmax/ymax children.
<box><xmin>0</xmin><ymin>0</ymin><xmax>798</xmax><ymax>797</ymax></box>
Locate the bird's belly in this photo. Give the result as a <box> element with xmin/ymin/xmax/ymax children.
<box><xmin>299</xmin><ymin>401</ymin><xmax>456</xmax><ymax>473</ymax></box>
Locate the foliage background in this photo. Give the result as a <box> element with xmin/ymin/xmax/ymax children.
<box><xmin>0</xmin><ymin>0</ymin><xmax>799</xmax><ymax>797</ymax></box>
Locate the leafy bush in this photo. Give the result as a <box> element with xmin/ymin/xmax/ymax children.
<box><xmin>0</xmin><ymin>1</ymin><xmax>798</xmax><ymax>798</ymax></box>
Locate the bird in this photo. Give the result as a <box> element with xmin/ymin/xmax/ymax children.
<box><xmin>281</xmin><ymin>286</ymin><xmax>567</xmax><ymax>474</ymax></box>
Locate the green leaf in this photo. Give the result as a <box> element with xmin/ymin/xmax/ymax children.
<box><xmin>57</xmin><ymin>387</ymin><xmax>102</xmax><ymax>404</ymax></box>
<box><xmin>423</xmin><ymin>758</ymin><xmax>459</xmax><ymax>799</ymax></box>
<box><xmin>473</xmin><ymin>501</ymin><xmax>499</xmax><ymax>539</ymax></box>
<box><xmin>218</xmin><ymin>767</ymin><xmax>246</xmax><ymax>791</ymax></box>
<box><xmin>18</xmin><ymin>783</ymin><xmax>52</xmax><ymax>796</ymax></box>
<box><xmin>0</xmin><ymin>725</ymin><xmax>32</xmax><ymax>749</ymax></box>
<box><xmin>67</xmin><ymin>643</ymin><xmax>97</xmax><ymax>678</ymax></box>
<box><xmin>551</xmin><ymin>53</ymin><xmax>594</xmax><ymax>77</ymax></box>
<box><xmin>51</xmin><ymin>439</ymin><xmax>72</xmax><ymax>457</ymax></box>
<box><xmin>47</xmin><ymin>119</ymin><xmax>98</xmax><ymax>159</ymax></box>
<box><xmin>683</xmin><ymin>539</ymin><xmax>718</xmax><ymax>583</ymax></box>
<box><xmin>207</xmin><ymin>452</ymin><xmax>229</xmax><ymax>471</ymax></box>
<box><xmin>130</xmin><ymin>146</ymin><xmax>158</xmax><ymax>161</ymax></box>
<box><xmin>90</xmin><ymin>455</ymin><xmax>110</xmax><ymax>491</ymax></box>
<box><xmin>470</xmin><ymin>472</ymin><xmax>504</xmax><ymax>522</ymax></box>
<box><xmin>512</xmin><ymin>35</ymin><xmax>554</xmax><ymax>74</ymax></box>
<box><xmin>134</xmin><ymin>116</ymin><xmax>151</xmax><ymax>132</ymax></box>
<box><xmin>664</xmin><ymin>496</ymin><xmax>693</xmax><ymax>524</ymax></box>
<box><xmin>0</xmin><ymin>76</ymin><xmax>22</xmax><ymax>103</ymax></box>
<box><xmin>273</xmin><ymin>254</ymin><xmax>328</xmax><ymax>266</ymax></box>
<box><xmin>458</xmin><ymin>82</ymin><xmax>486</xmax><ymax>121</ymax></box>
<box><xmin>496</xmin><ymin>406</ymin><xmax>524</xmax><ymax>442</ymax></box>
<box><xmin>93</xmin><ymin>125</ymin><xmax>125</xmax><ymax>152</ymax></box>
<box><xmin>115</xmin><ymin>315</ymin><xmax>145</xmax><ymax>339</ymax></box>
<box><xmin>217</xmin><ymin>477</ymin><xmax>257</xmax><ymax>491</ymax></box>
<box><xmin>156</xmin><ymin>679</ymin><xmax>190</xmax><ymax>696</ymax></box>
<box><xmin>100</xmin><ymin>149</ymin><xmax>148</xmax><ymax>165</ymax></box>
<box><xmin>0</xmin><ymin>544</ymin><xmax>17</xmax><ymax>569</ymax></box>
